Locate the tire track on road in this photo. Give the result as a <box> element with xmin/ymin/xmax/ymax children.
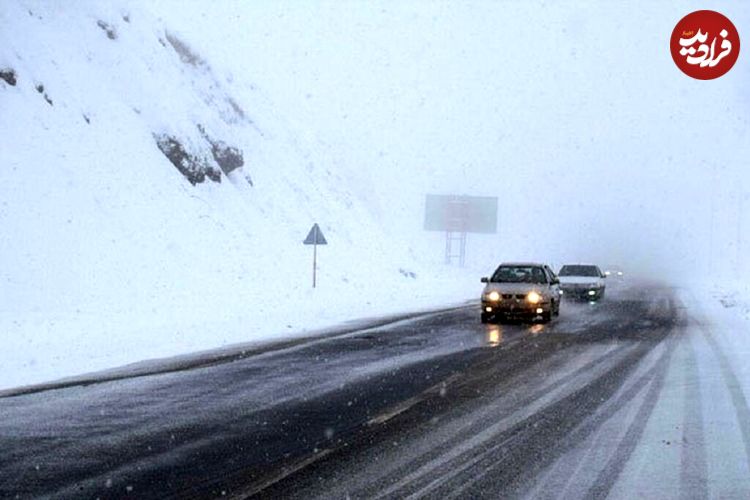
<box><xmin>679</xmin><ymin>327</ymin><xmax>708</xmax><ymax>500</ymax></box>
<box><xmin>258</xmin><ymin>288</ymin><xmax>679</xmax><ymax>500</ymax></box>
<box><xmin>429</xmin><ymin>327</ymin><xmax>677</xmax><ymax>499</ymax></box>
<box><xmin>583</xmin><ymin>331</ymin><xmax>678</xmax><ymax>500</ymax></box>
<box><xmin>697</xmin><ymin>322</ymin><xmax>750</xmax><ymax>474</ymax></box>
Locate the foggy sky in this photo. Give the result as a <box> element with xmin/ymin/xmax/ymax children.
<box><xmin>153</xmin><ymin>0</ymin><xmax>750</xmax><ymax>282</ymax></box>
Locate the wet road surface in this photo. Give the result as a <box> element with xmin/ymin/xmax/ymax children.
<box><xmin>1</xmin><ymin>283</ymin><xmax>749</xmax><ymax>498</ymax></box>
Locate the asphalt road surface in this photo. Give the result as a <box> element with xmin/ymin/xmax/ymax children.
<box><xmin>1</xmin><ymin>282</ymin><xmax>748</xmax><ymax>499</ymax></box>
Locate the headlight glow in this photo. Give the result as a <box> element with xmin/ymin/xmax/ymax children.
<box><xmin>527</xmin><ymin>291</ymin><xmax>541</xmax><ymax>304</ymax></box>
<box><xmin>487</xmin><ymin>291</ymin><xmax>501</xmax><ymax>301</ymax></box>
<box><xmin>588</xmin><ymin>290</ymin><xmax>596</xmax><ymax>296</ymax></box>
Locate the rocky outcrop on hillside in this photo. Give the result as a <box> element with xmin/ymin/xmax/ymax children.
<box><xmin>0</xmin><ymin>68</ymin><xmax>17</xmax><ymax>86</ymax></box>
<box><xmin>154</xmin><ymin>134</ymin><xmax>221</xmax><ymax>185</ymax></box>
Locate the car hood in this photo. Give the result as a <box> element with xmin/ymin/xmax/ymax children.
<box><xmin>559</xmin><ymin>276</ymin><xmax>603</xmax><ymax>285</ymax></box>
<box><xmin>483</xmin><ymin>283</ymin><xmax>545</xmax><ymax>294</ymax></box>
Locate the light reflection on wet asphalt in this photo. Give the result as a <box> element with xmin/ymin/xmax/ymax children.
<box><xmin>0</xmin><ymin>282</ymin><xmax>693</xmax><ymax>499</ymax></box>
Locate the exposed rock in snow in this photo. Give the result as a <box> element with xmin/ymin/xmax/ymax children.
<box><xmin>34</xmin><ymin>82</ymin><xmax>53</xmax><ymax>105</ymax></box>
<box><xmin>210</xmin><ymin>140</ymin><xmax>243</xmax><ymax>175</ymax></box>
<box><xmin>96</xmin><ymin>20</ymin><xmax>117</xmax><ymax>40</ymax></box>
<box><xmin>198</xmin><ymin>124</ymin><xmax>244</xmax><ymax>176</ymax></box>
<box><xmin>165</xmin><ymin>31</ymin><xmax>204</xmax><ymax>67</ymax></box>
<box><xmin>154</xmin><ymin>134</ymin><xmax>221</xmax><ymax>185</ymax></box>
<box><xmin>0</xmin><ymin>67</ymin><xmax>16</xmax><ymax>86</ymax></box>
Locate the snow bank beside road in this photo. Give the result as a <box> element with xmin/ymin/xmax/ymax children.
<box><xmin>712</xmin><ymin>288</ymin><xmax>750</xmax><ymax>322</ymax></box>
<box><xmin>1</xmin><ymin>270</ymin><xmax>479</xmax><ymax>392</ymax></box>
<box><xmin>703</xmin><ymin>286</ymin><xmax>750</xmax><ymax>386</ymax></box>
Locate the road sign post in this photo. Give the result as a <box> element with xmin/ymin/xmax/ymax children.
<box><xmin>313</xmin><ymin>240</ymin><xmax>317</xmax><ymax>288</ymax></box>
<box><xmin>303</xmin><ymin>223</ymin><xmax>327</xmax><ymax>288</ymax></box>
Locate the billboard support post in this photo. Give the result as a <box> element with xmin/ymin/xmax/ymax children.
<box><xmin>424</xmin><ymin>194</ymin><xmax>498</xmax><ymax>266</ymax></box>
<box><xmin>444</xmin><ymin>198</ymin><xmax>469</xmax><ymax>266</ymax></box>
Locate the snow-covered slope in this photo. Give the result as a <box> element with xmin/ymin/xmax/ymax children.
<box><xmin>0</xmin><ymin>1</ymin><xmax>477</xmax><ymax>390</ymax></box>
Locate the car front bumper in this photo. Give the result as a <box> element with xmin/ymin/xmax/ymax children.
<box><xmin>560</xmin><ymin>286</ymin><xmax>604</xmax><ymax>300</ymax></box>
<box><xmin>482</xmin><ymin>300</ymin><xmax>550</xmax><ymax>317</ymax></box>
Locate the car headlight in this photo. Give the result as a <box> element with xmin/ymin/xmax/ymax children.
<box><xmin>588</xmin><ymin>290</ymin><xmax>597</xmax><ymax>296</ymax></box>
<box><xmin>487</xmin><ymin>291</ymin><xmax>501</xmax><ymax>301</ymax></box>
<box><xmin>527</xmin><ymin>291</ymin><xmax>541</xmax><ymax>304</ymax></box>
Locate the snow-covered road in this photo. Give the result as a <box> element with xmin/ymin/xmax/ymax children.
<box><xmin>1</xmin><ymin>282</ymin><xmax>749</xmax><ymax>498</ymax></box>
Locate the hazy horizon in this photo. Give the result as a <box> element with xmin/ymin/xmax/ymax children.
<box><xmin>152</xmin><ymin>0</ymin><xmax>749</xmax><ymax>282</ymax></box>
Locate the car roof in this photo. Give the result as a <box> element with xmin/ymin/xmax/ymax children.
<box><xmin>499</xmin><ymin>262</ymin><xmax>547</xmax><ymax>267</ymax></box>
<box><xmin>560</xmin><ymin>263</ymin><xmax>599</xmax><ymax>267</ymax></box>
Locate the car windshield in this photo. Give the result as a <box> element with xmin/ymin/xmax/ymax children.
<box><xmin>559</xmin><ymin>265</ymin><xmax>601</xmax><ymax>277</ymax></box>
<box><xmin>491</xmin><ymin>266</ymin><xmax>547</xmax><ymax>283</ymax></box>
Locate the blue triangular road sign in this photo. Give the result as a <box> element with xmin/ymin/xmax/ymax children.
<box><xmin>303</xmin><ymin>223</ymin><xmax>327</xmax><ymax>245</ymax></box>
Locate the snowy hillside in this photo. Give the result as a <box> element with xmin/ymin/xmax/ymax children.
<box><xmin>0</xmin><ymin>1</ymin><xmax>477</xmax><ymax>390</ymax></box>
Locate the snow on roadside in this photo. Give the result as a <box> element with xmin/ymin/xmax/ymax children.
<box><xmin>687</xmin><ymin>285</ymin><xmax>750</xmax><ymax>401</ymax></box>
<box><xmin>712</xmin><ymin>288</ymin><xmax>750</xmax><ymax>322</ymax></box>
<box><xmin>709</xmin><ymin>285</ymin><xmax>750</xmax><ymax>361</ymax></box>
<box><xmin>0</xmin><ymin>268</ymin><xmax>480</xmax><ymax>392</ymax></box>
<box><xmin>0</xmin><ymin>1</ymin><xmax>485</xmax><ymax>391</ymax></box>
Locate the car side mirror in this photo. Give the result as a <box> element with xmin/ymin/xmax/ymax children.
<box><xmin>481</xmin><ymin>277</ymin><xmax>489</xmax><ymax>283</ymax></box>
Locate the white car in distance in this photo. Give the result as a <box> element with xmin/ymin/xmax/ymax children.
<box><xmin>558</xmin><ymin>264</ymin><xmax>606</xmax><ymax>301</ymax></box>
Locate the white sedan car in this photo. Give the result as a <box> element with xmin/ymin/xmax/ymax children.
<box><xmin>480</xmin><ymin>263</ymin><xmax>561</xmax><ymax>323</ymax></box>
<box><xmin>558</xmin><ymin>264</ymin><xmax>606</xmax><ymax>301</ymax></box>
